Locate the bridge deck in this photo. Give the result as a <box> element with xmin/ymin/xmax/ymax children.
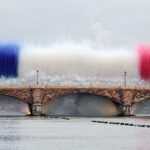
<box><xmin>0</xmin><ymin>85</ymin><xmax>149</xmax><ymax>89</ymax></box>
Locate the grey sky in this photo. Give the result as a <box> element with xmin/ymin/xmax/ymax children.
<box><xmin>0</xmin><ymin>0</ymin><xmax>150</xmax><ymax>47</ymax></box>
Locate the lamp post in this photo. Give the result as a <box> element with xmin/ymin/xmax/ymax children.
<box><xmin>124</xmin><ymin>71</ymin><xmax>127</xmax><ymax>86</ymax></box>
<box><xmin>37</xmin><ymin>70</ymin><xmax>39</xmax><ymax>85</ymax></box>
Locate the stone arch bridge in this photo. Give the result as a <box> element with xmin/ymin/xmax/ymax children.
<box><xmin>0</xmin><ymin>85</ymin><xmax>150</xmax><ymax>116</ymax></box>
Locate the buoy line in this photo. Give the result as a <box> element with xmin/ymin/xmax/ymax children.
<box><xmin>92</xmin><ymin>120</ymin><xmax>150</xmax><ymax>128</ymax></box>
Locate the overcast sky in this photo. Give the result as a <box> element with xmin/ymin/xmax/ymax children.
<box><xmin>0</xmin><ymin>0</ymin><xmax>150</xmax><ymax>47</ymax></box>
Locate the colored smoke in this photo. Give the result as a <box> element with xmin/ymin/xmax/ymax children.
<box><xmin>0</xmin><ymin>43</ymin><xmax>20</xmax><ymax>78</ymax></box>
<box><xmin>138</xmin><ymin>45</ymin><xmax>150</xmax><ymax>81</ymax></box>
<box><xmin>0</xmin><ymin>41</ymin><xmax>145</xmax><ymax>85</ymax></box>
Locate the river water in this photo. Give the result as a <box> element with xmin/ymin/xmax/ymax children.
<box><xmin>0</xmin><ymin>116</ymin><xmax>150</xmax><ymax>150</ymax></box>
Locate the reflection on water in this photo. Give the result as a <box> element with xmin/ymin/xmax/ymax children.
<box><xmin>42</xmin><ymin>94</ymin><xmax>121</xmax><ymax>116</ymax></box>
<box><xmin>0</xmin><ymin>95</ymin><xmax>29</xmax><ymax>116</ymax></box>
<box><xmin>0</xmin><ymin>117</ymin><xmax>150</xmax><ymax>150</ymax></box>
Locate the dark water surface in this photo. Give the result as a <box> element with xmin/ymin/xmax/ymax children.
<box><xmin>0</xmin><ymin>116</ymin><xmax>150</xmax><ymax>150</ymax></box>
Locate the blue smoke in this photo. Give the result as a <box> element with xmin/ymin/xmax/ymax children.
<box><xmin>0</xmin><ymin>43</ymin><xmax>20</xmax><ymax>78</ymax></box>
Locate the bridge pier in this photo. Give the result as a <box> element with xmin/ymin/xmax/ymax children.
<box><xmin>121</xmin><ymin>105</ymin><xmax>132</xmax><ymax>116</ymax></box>
<box><xmin>32</xmin><ymin>103</ymin><xmax>42</xmax><ymax>116</ymax></box>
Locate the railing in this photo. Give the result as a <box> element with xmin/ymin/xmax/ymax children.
<box><xmin>0</xmin><ymin>76</ymin><xmax>149</xmax><ymax>87</ymax></box>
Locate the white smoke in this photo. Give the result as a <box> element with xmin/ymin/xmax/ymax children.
<box><xmin>19</xmin><ymin>42</ymin><xmax>138</xmax><ymax>77</ymax></box>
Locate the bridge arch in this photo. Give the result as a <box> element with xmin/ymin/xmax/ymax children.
<box><xmin>42</xmin><ymin>88</ymin><xmax>122</xmax><ymax>105</ymax></box>
<box><xmin>133</xmin><ymin>96</ymin><xmax>150</xmax><ymax>104</ymax></box>
<box><xmin>132</xmin><ymin>97</ymin><xmax>150</xmax><ymax>115</ymax></box>
<box><xmin>0</xmin><ymin>95</ymin><xmax>30</xmax><ymax>116</ymax></box>
<box><xmin>42</xmin><ymin>93</ymin><xmax>121</xmax><ymax>116</ymax></box>
<box><xmin>0</xmin><ymin>89</ymin><xmax>32</xmax><ymax>104</ymax></box>
<box><xmin>0</xmin><ymin>93</ymin><xmax>28</xmax><ymax>103</ymax></box>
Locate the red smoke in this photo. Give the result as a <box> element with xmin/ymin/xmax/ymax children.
<box><xmin>138</xmin><ymin>44</ymin><xmax>150</xmax><ymax>81</ymax></box>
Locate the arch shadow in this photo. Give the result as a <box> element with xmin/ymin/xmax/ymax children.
<box><xmin>0</xmin><ymin>94</ymin><xmax>30</xmax><ymax>116</ymax></box>
<box><xmin>132</xmin><ymin>97</ymin><xmax>150</xmax><ymax>116</ymax></box>
<box><xmin>42</xmin><ymin>93</ymin><xmax>122</xmax><ymax>117</ymax></box>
